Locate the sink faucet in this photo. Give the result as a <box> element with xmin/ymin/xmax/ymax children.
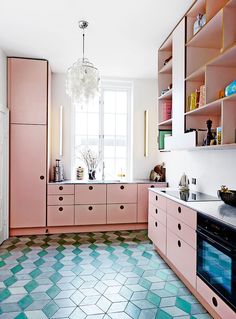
<box><xmin>102</xmin><ymin>161</ymin><xmax>105</xmax><ymax>181</ymax></box>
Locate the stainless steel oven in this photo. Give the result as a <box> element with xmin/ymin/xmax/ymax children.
<box><xmin>197</xmin><ymin>213</ymin><xmax>236</xmax><ymax>312</ymax></box>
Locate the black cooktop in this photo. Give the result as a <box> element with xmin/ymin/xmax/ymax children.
<box><xmin>161</xmin><ymin>190</ymin><xmax>220</xmax><ymax>202</ymax></box>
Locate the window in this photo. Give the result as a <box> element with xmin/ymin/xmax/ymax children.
<box><xmin>72</xmin><ymin>81</ymin><xmax>133</xmax><ymax>180</ymax></box>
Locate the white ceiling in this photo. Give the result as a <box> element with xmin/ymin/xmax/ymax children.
<box><xmin>0</xmin><ymin>0</ymin><xmax>194</xmax><ymax>78</ymax></box>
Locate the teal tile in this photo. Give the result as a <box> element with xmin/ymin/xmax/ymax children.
<box><xmin>156</xmin><ymin>309</ymin><xmax>173</xmax><ymax>319</ymax></box>
<box><xmin>29</xmin><ymin>268</ymin><xmax>42</xmax><ymax>279</ymax></box>
<box><xmin>18</xmin><ymin>294</ymin><xmax>33</xmax><ymax>310</ymax></box>
<box><xmin>49</xmin><ymin>272</ymin><xmax>62</xmax><ymax>283</ymax></box>
<box><xmin>0</xmin><ymin>288</ymin><xmax>11</xmax><ymax>302</ymax></box>
<box><xmin>46</xmin><ymin>285</ymin><xmax>61</xmax><ymax>298</ymax></box>
<box><xmin>0</xmin><ymin>252</ymin><xmax>11</xmax><ymax>259</ymax></box>
<box><xmin>139</xmin><ymin>278</ymin><xmax>151</xmax><ymax>290</ymax></box>
<box><xmin>43</xmin><ymin>300</ymin><xmax>59</xmax><ymax>317</ymax></box>
<box><xmin>34</xmin><ymin>258</ymin><xmax>45</xmax><ymax>267</ymax></box>
<box><xmin>72</xmin><ymin>248</ymin><xmax>82</xmax><ymax>255</ymax></box>
<box><xmin>52</xmin><ymin>261</ymin><xmax>63</xmax><ymax>271</ymax></box>
<box><xmin>38</xmin><ymin>250</ymin><xmax>48</xmax><ymax>257</ymax></box>
<box><xmin>147</xmin><ymin>291</ymin><xmax>161</xmax><ymax>306</ymax></box>
<box><xmin>24</xmin><ymin>280</ymin><xmax>38</xmax><ymax>293</ymax></box>
<box><xmin>72</xmin><ymin>256</ymin><xmax>82</xmax><ymax>264</ymax></box>
<box><xmin>11</xmin><ymin>264</ymin><xmax>23</xmax><ymax>274</ymax></box>
<box><xmin>16</xmin><ymin>255</ymin><xmax>28</xmax><ymax>263</ymax></box>
<box><xmin>165</xmin><ymin>282</ymin><xmax>178</xmax><ymax>295</ymax></box>
<box><xmin>142</xmin><ymin>251</ymin><xmax>152</xmax><ymax>259</ymax></box>
<box><xmin>125</xmin><ymin>301</ymin><xmax>141</xmax><ymax>319</ymax></box>
<box><xmin>14</xmin><ymin>313</ymin><xmax>28</xmax><ymax>319</ymax></box>
<box><xmin>56</xmin><ymin>245</ymin><xmax>65</xmax><ymax>252</ymax></box>
<box><xmin>175</xmin><ymin>296</ymin><xmax>192</xmax><ymax>314</ymax></box>
<box><xmin>0</xmin><ymin>260</ymin><xmax>6</xmax><ymax>267</ymax></box>
<box><xmin>4</xmin><ymin>275</ymin><xmax>17</xmax><ymax>287</ymax></box>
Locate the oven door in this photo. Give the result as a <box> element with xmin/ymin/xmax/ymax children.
<box><xmin>197</xmin><ymin>228</ymin><xmax>236</xmax><ymax>311</ymax></box>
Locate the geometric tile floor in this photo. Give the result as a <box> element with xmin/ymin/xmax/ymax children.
<box><xmin>0</xmin><ymin>230</ymin><xmax>212</xmax><ymax>319</ymax></box>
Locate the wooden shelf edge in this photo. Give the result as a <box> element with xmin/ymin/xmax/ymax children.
<box><xmin>158</xmin><ymin>118</ymin><xmax>172</xmax><ymax>126</ymax></box>
<box><xmin>158</xmin><ymin>88</ymin><xmax>173</xmax><ymax>100</ymax></box>
<box><xmin>159</xmin><ymin>59</ymin><xmax>173</xmax><ymax>74</ymax></box>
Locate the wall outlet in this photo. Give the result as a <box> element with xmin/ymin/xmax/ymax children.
<box><xmin>192</xmin><ymin>178</ymin><xmax>197</xmax><ymax>185</ymax></box>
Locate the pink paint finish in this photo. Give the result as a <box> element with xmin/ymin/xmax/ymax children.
<box><xmin>149</xmin><ymin>190</ymin><xmax>167</xmax><ymax>210</ymax></box>
<box><xmin>75</xmin><ymin>204</ymin><xmax>106</xmax><ymax>225</ymax></box>
<box><xmin>149</xmin><ymin>203</ymin><xmax>167</xmax><ymax>225</ymax></box>
<box><xmin>107</xmin><ymin>204</ymin><xmax>137</xmax><ymax>224</ymax></box>
<box><xmin>47</xmin><ymin>205</ymin><xmax>74</xmax><ymax>226</ymax></box>
<box><xmin>10</xmin><ymin>124</ymin><xmax>46</xmax><ymax>228</ymax></box>
<box><xmin>167</xmin><ymin>214</ymin><xmax>196</xmax><ymax>249</ymax></box>
<box><xmin>47</xmin><ymin>195</ymin><xmax>74</xmax><ymax>206</ymax></box>
<box><xmin>138</xmin><ymin>184</ymin><xmax>156</xmax><ymax>223</ymax></box>
<box><xmin>48</xmin><ymin>184</ymin><xmax>75</xmax><ymax>195</ymax></box>
<box><xmin>197</xmin><ymin>277</ymin><xmax>236</xmax><ymax>319</ymax></box>
<box><xmin>75</xmin><ymin>184</ymin><xmax>106</xmax><ymax>204</ymax></box>
<box><xmin>167</xmin><ymin>229</ymin><xmax>196</xmax><ymax>288</ymax></box>
<box><xmin>8</xmin><ymin>58</ymin><xmax>48</xmax><ymax>125</ymax></box>
<box><xmin>148</xmin><ymin>215</ymin><xmax>166</xmax><ymax>254</ymax></box>
<box><xmin>166</xmin><ymin>199</ymin><xmax>196</xmax><ymax>229</ymax></box>
<box><xmin>107</xmin><ymin>184</ymin><xmax>137</xmax><ymax>204</ymax></box>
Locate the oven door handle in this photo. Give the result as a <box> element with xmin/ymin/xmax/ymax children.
<box><xmin>197</xmin><ymin>229</ymin><xmax>234</xmax><ymax>254</ymax></box>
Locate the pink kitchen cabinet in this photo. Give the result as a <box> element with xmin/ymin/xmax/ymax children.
<box><xmin>47</xmin><ymin>206</ymin><xmax>74</xmax><ymax>226</ymax></box>
<box><xmin>166</xmin><ymin>199</ymin><xmax>197</xmax><ymax>229</ymax></box>
<box><xmin>75</xmin><ymin>204</ymin><xmax>106</xmax><ymax>225</ymax></box>
<box><xmin>149</xmin><ymin>203</ymin><xmax>167</xmax><ymax>226</ymax></box>
<box><xmin>10</xmin><ymin>124</ymin><xmax>47</xmax><ymax>228</ymax></box>
<box><xmin>47</xmin><ymin>184</ymin><xmax>74</xmax><ymax>195</ymax></box>
<box><xmin>75</xmin><ymin>184</ymin><xmax>106</xmax><ymax>204</ymax></box>
<box><xmin>137</xmin><ymin>184</ymin><xmax>156</xmax><ymax>223</ymax></box>
<box><xmin>149</xmin><ymin>190</ymin><xmax>167</xmax><ymax>210</ymax></box>
<box><xmin>107</xmin><ymin>184</ymin><xmax>137</xmax><ymax>203</ymax></box>
<box><xmin>107</xmin><ymin>204</ymin><xmax>137</xmax><ymax>224</ymax></box>
<box><xmin>47</xmin><ymin>195</ymin><xmax>74</xmax><ymax>206</ymax></box>
<box><xmin>8</xmin><ymin>58</ymin><xmax>48</xmax><ymax>125</ymax></box>
<box><xmin>148</xmin><ymin>214</ymin><xmax>166</xmax><ymax>254</ymax></box>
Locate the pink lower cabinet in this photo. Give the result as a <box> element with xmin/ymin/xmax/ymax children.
<box><xmin>10</xmin><ymin>124</ymin><xmax>47</xmax><ymax>228</ymax></box>
<box><xmin>137</xmin><ymin>184</ymin><xmax>156</xmax><ymax>223</ymax></box>
<box><xmin>75</xmin><ymin>184</ymin><xmax>106</xmax><ymax>204</ymax></box>
<box><xmin>47</xmin><ymin>195</ymin><xmax>74</xmax><ymax>206</ymax></box>
<box><xmin>149</xmin><ymin>203</ymin><xmax>167</xmax><ymax>225</ymax></box>
<box><xmin>48</xmin><ymin>184</ymin><xmax>74</xmax><ymax>195</ymax></box>
<box><xmin>107</xmin><ymin>184</ymin><xmax>137</xmax><ymax>204</ymax></box>
<box><xmin>167</xmin><ymin>229</ymin><xmax>196</xmax><ymax>288</ymax></box>
<box><xmin>148</xmin><ymin>215</ymin><xmax>166</xmax><ymax>254</ymax></box>
<box><xmin>197</xmin><ymin>277</ymin><xmax>235</xmax><ymax>319</ymax></box>
<box><xmin>149</xmin><ymin>190</ymin><xmax>167</xmax><ymax>211</ymax></box>
<box><xmin>166</xmin><ymin>199</ymin><xmax>196</xmax><ymax>229</ymax></box>
<box><xmin>107</xmin><ymin>204</ymin><xmax>137</xmax><ymax>224</ymax></box>
<box><xmin>47</xmin><ymin>206</ymin><xmax>74</xmax><ymax>226</ymax></box>
<box><xmin>75</xmin><ymin>205</ymin><xmax>106</xmax><ymax>225</ymax></box>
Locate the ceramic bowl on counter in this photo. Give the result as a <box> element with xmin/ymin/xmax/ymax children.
<box><xmin>218</xmin><ymin>190</ymin><xmax>236</xmax><ymax>207</ymax></box>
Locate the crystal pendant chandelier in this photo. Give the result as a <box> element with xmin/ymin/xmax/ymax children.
<box><xmin>66</xmin><ymin>20</ymin><xmax>100</xmax><ymax>107</ymax></box>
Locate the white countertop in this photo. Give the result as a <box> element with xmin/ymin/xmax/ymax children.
<box><xmin>49</xmin><ymin>179</ymin><xmax>168</xmax><ymax>185</ymax></box>
<box><xmin>149</xmin><ymin>188</ymin><xmax>236</xmax><ymax>229</ymax></box>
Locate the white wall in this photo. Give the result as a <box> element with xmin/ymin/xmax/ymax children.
<box><xmin>0</xmin><ymin>48</ymin><xmax>6</xmax><ymax>106</ymax></box>
<box><xmin>51</xmin><ymin>73</ymin><xmax>159</xmax><ymax>180</ymax></box>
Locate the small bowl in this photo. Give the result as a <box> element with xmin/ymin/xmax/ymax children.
<box><xmin>218</xmin><ymin>190</ymin><xmax>236</xmax><ymax>207</ymax></box>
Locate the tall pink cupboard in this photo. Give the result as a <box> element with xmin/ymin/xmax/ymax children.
<box><xmin>8</xmin><ymin>58</ymin><xmax>49</xmax><ymax>229</ymax></box>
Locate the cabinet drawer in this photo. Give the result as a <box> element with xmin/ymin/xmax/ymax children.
<box><xmin>148</xmin><ymin>215</ymin><xmax>166</xmax><ymax>255</ymax></box>
<box><xmin>167</xmin><ymin>230</ymin><xmax>196</xmax><ymax>288</ymax></box>
<box><xmin>149</xmin><ymin>191</ymin><xmax>166</xmax><ymax>210</ymax></box>
<box><xmin>47</xmin><ymin>195</ymin><xmax>74</xmax><ymax>206</ymax></box>
<box><xmin>75</xmin><ymin>204</ymin><xmax>106</xmax><ymax>225</ymax></box>
<box><xmin>107</xmin><ymin>184</ymin><xmax>137</xmax><ymax>203</ymax></box>
<box><xmin>149</xmin><ymin>203</ymin><xmax>166</xmax><ymax>225</ymax></box>
<box><xmin>197</xmin><ymin>277</ymin><xmax>235</xmax><ymax>319</ymax></box>
<box><xmin>47</xmin><ymin>206</ymin><xmax>74</xmax><ymax>226</ymax></box>
<box><xmin>166</xmin><ymin>199</ymin><xmax>196</xmax><ymax>229</ymax></box>
<box><xmin>75</xmin><ymin>184</ymin><xmax>106</xmax><ymax>204</ymax></box>
<box><xmin>107</xmin><ymin>204</ymin><xmax>137</xmax><ymax>224</ymax></box>
<box><xmin>48</xmin><ymin>184</ymin><xmax>74</xmax><ymax>195</ymax></box>
<box><xmin>167</xmin><ymin>214</ymin><xmax>196</xmax><ymax>249</ymax></box>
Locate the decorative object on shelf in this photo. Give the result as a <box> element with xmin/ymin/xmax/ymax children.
<box><xmin>216</xmin><ymin>127</ymin><xmax>222</xmax><ymax>145</ymax></box>
<box><xmin>53</xmin><ymin>159</ymin><xmax>64</xmax><ymax>182</ymax></box>
<box><xmin>179</xmin><ymin>173</ymin><xmax>189</xmax><ymax>192</ymax></box>
<box><xmin>160</xmin><ymin>84</ymin><xmax>172</xmax><ymax>96</ymax></box>
<box><xmin>79</xmin><ymin>147</ymin><xmax>101</xmax><ymax>180</ymax></box>
<box><xmin>149</xmin><ymin>163</ymin><xmax>165</xmax><ymax>182</ymax></box>
<box><xmin>225</xmin><ymin>80</ymin><xmax>236</xmax><ymax>97</ymax></box>
<box><xmin>190</xmin><ymin>89</ymin><xmax>200</xmax><ymax>111</ymax></box>
<box><xmin>218</xmin><ymin>185</ymin><xmax>236</xmax><ymax>207</ymax></box>
<box><xmin>76</xmin><ymin>166</ymin><xmax>84</xmax><ymax>180</ymax></box>
<box><xmin>163</xmin><ymin>56</ymin><xmax>172</xmax><ymax>66</ymax></box>
<box><xmin>158</xmin><ymin>130</ymin><xmax>172</xmax><ymax>150</ymax></box>
<box><xmin>66</xmin><ymin>20</ymin><xmax>100</xmax><ymax>108</ymax></box>
<box><xmin>163</xmin><ymin>101</ymin><xmax>172</xmax><ymax>121</ymax></box>
<box><xmin>199</xmin><ymin>85</ymin><xmax>206</xmax><ymax>107</ymax></box>
<box><xmin>193</xmin><ymin>13</ymin><xmax>206</xmax><ymax>35</ymax></box>
<box><xmin>218</xmin><ymin>89</ymin><xmax>225</xmax><ymax>99</ymax></box>
<box><xmin>203</xmin><ymin>119</ymin><xmax>215</xmax><ymax>146</ymax></box>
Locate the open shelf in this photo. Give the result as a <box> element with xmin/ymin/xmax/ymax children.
<box><xmin>185</xmin><ymin>66</ymin><xmax>205</xmax><ymax>82</ymax></box>
<box><xmin>159</xmin><ymin>59</ymin><xmax>172</xmax><ymax>74</ymax></box>
<box><xmin>158</xmin><ymin>88</ymin><xmax>172</xmax><ymax>100</ymax></box>
<box><xmin>190</xmin><ymin>143</ymin><xmax>236</xmax><ymax>151</ymax></box>
<box><xmin>207</xmin><ymin>42</ymin><xmax>236</xmax><ymax>67</ymax></box>
<box><xmin>158</xmin><ymin>118</ymin><xmax>172</xmax><ymax>127</ymax></box>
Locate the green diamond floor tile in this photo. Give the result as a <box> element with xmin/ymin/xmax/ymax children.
<box><xmin>0</xmin><ymin>231</ymin><xmax>212</xmax><ymax>319</ymax></box>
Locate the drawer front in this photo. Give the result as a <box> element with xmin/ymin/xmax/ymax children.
<box><xmin>167</xmin><ymin>230</ymin><xmax>196</xmax><ymax>288</ymax></box>
<box><xmin>166</xmin><ymin>199</ymin><xmax>196</xmax><ymax>229</ymax></box>
<box><xmin>47</xmin><ymin>206</ymin><xmax>74</xmax><ymax>226</ymax></box>
<box><xmin>149</xmin><ymin>203</ymin><xmax>166</xmax><ymax>225</ymax></box>
<box><xmin>107</xmin><ymin>204</ymin><xmax>137</xmax><ymax>224</ymax></box>
<box><xmin>149</xmin><ymin>191</ymin><xmax>166</xmax><ymax>210</ymax></box>
<box><xmin>148</xmin><ymin>215</ymin><xmax>166</xmax><ymax>255</ymax></box>
<box><xmin>75</xmin><ymin>204</ymin><xmax>106</xmax><ymax>225</ymax></box>
<box><xmin>75</xmin><ymin>184</ymin><xmax>106</xmax><ymax>204</ymax></box>
<box><xmin>197</xmin><ymin>277</ymin><xmax>235</xmax><ymax>319</ymax></box>
<box><xmin>48</xmin><ymin>184</ymin><xmax>74</xmax><ymax>195</ymax></box>
<box><xmin>167</xmin><ymin>214</ymin><xmax>196</xmax><ymax>249</ymax></box>
<box><xmin>107</xmin><ymin>184</ymin><xmax>137</xmax><ymax>204</ymax></box>
<box><xmin>47</xmin><ymin>195</ymin><xmax>74</xmax><ymax>206</ymax></box>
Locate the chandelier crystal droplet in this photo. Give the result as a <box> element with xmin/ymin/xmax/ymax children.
<box><xmin>66</xmin><ymin>20</ymin><xmax>100</xmax><ymax>107</ymax></box>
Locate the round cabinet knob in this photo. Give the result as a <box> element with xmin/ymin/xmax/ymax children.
<box><xmin>155</xmin><ymin>208</ymin><xmax>158</xmax><ymax>214</ymax></box>
<box><xmin>150</xmin><ymin>185</ymin><xmax>155</xmax><ymax>188</ymax></box>
<box><xmin>88</xmin><ymin>206</ymin><xmax>93</xmax><ymax>211</ymax></box>
<box><xmin>156</xmin><ymin>195</ymin><xmax>158</xmax><ymax>201</ymax></box>
<box><xmin>59</xmin><ymin>186</ymin><xmax>63</xmax><ymax>191</ymax></box>
<box><xmin>59</xmin><ymin>196</ymin><xmax>63</xmax><ymax>201</ymax></box>
<box><xmin>178</xmin><ymin>206</ymin><xmax>181</xmax><ymax>213</ymax></box>
<box><xmin>155</xmin><ymin>221</ymin><xmax>158</xmax><ymax>227</ymax></box>
<box><xmin>178</xmin><ymin>240</ymin><xmax>181</xmax><ymax>247</ymax></box>
<box><xmin>212</xmin><ymin>297</ymin><xmax>218</xmax><ymax>307</ymax></box>
<box><xmin>89</xmin><ymin>186</ymin><xmax>93</xmax><ymax>190</ymax></box>
<box><xmin>120</xmin><ymin>185</ymin><xmax>124</xmax><ymax>190</ymax></box>
<box><xmin>59</xmin><ymin>207</ymin><xmax>63</xmax><ymax>212</ymax></box>
<box><xmin>178</xmin><ymin>223</ymin><xmax>181</xmax><ymax>230</ymax></box>
<box><xmin>120</xmin><ymin>205</ymin><xmax>124</xmax><ymax>210</ymax></box>
<box><xmin>40</xmin><ymin>175</ymin><xmax>44</xmax><ymax>180</ymax></box>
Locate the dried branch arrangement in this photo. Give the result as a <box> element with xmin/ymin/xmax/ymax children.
<box><xmin>79</xmin><ymin>147</ymin><xmax>101</xmax><ymax>170</ymax></box>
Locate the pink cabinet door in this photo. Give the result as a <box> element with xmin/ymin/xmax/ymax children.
<box><xmin>75</xmin><ymin>204</ymin><xmax>106</xmax><ymax>225</ymax></box>
<box><xmin>75</xmin><ymin>184</ymin><xmax>106</xmax><ymax>204</ymax></box>
<box><xmin>10</xmin><ymin>124</ymin><xmax>46</xmax><ymax>228</ymax></box>
<box><xmin>107</xmin><ymin>204</ymin><xmax>137</xmax><ymax>224</ymax></box>
<box><xmin>8</xmin><ymin>58</ymin><xmax>48</xmax><ymax>124</ymax></box>
<box><xmin>47</xmin><ymin>206</ymin><xmax>74</xmax><ymax>226</ymax></box>
<box><xmin>149</xmin><ymin>191</ymin><xmax>166</xmax><ymax>210</ymax></box>
<box><xmin>107</xmin><ymin>184</ymin><xmax>137</xmax><ymax>203</ymax></box>
<box><xmin>197</xmin><ymin>277</ymin><xmax>236</xmax><ymax>319</ymax></box>
<box><xmin>47</xmin><ymin>184</ymin><xmax>74</xmax><ymax>195</ymax></box>
<box><xmin>47</xmin><ymin>195</ymin><xmax>74</xmax><ymax>206</ymax></box>
<box><xmin>166</xmin><ymin>199</ymin><xmax>197</xmax><ymax>229</ymax></box>
<box><xmin>167</xmin><ymin>229</ymin><xmax>196</xmax><ymax>288</ymax></box>
<box><xmin>137</xmin><ymin>184</ymin><xmax>156</xmax><ymax>223</ymax></box>
<box><xmin>149</xmin><ymin>203</ymin><xmax>166</xmax><ymax>225</ymax></box>
<box><xmin>148</xmin><ymin>215</ymin><xmax>166</xmax><ymax>255</ymax></box>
